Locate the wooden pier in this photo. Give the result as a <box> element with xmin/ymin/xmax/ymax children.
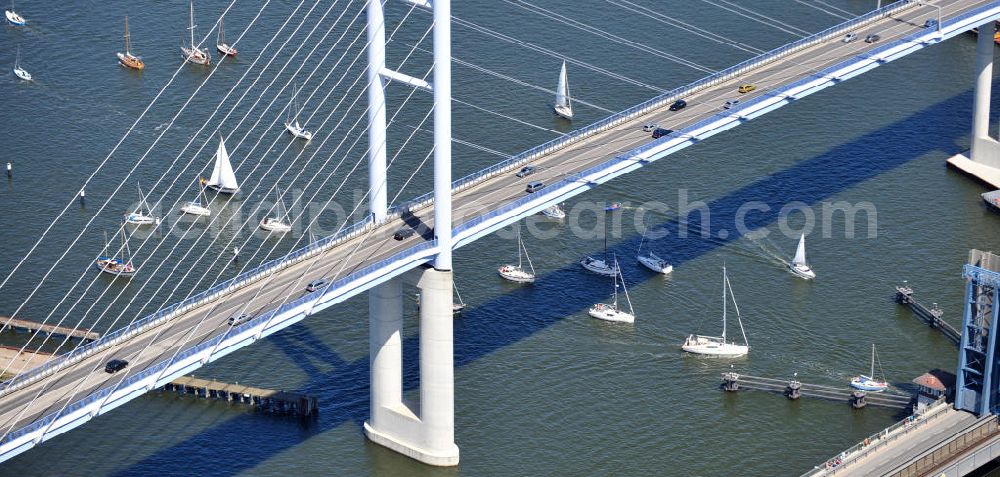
<box><xmin>161</xmin><ymin>376</ymin><xmax>318</xmax><ymax>418</ymax></box>
<box><xmin>0</xmin><ymin>346</ymin><xmax>52</xmax><ymax>380</ymax></box>
<box><xmin>0</xmin><ymin>317</ymin><xmax>100</xmax><ymax>342</ymax></box>
<box><xmin>721</xmin><ymin>372</ymin><xmax>912</xmax><ymax>410</ymax></box>
<box><xmin>894</xmin><ymin>284</ymin><xmax>960</xmax><ymax>346</ymax></box>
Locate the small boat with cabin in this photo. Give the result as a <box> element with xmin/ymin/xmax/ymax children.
<box><xmin>216</xmin><ymin>14</ymin><xmax>236</xmax><ymax>56</ymax></box>
<box><xmin>588</xmin><ymin>258</ymin><xmax>635</xmax><ymax>323</ymax></box>
<box><xmin>5</xmin><ymin>1</ymin><xmax>24</xmax><ymax>26</ymax></box>
<box><xmin>12</xmin><ymin>46</ymin><xmax>30</xmax><ymax>81</ymax></box>
<box><xmin>117</xmin><ymin>16</ymin><xmax>145</xmax><ymax>70</ymax></box>
<box><xmin>284</xmin><ymin>83</ymin><xmax>313</xmax><ymax>140</ymax></box>
<box><xmin>498</xmin><ymin>225</ymin><xmax>535</xmax><ymax>283</ymax></box>
<box><xmin>180</xmin><ymin>183</ymin><xmax>211</xmax><ymax>216</ymax></box>
<box><xmin>850</xmin><ymin>344</ymin><xmax>889</xmax><ymax>392</ymax></box>
<box><xmin>540</xmin><ymin>204</ymin><xmax>565</xmax><ymax>219</ymax></box>
<box><xmin>180</xmin><ymin>0</ymin><xmax>210</xmax><ymax>66</ymax></box>
<box><xmin>636</xmin><ymin>230</ymin><xmax>672</xmax><ymax>274</ymax></box>
<box><xmin>788</xmin><ymin>233</ymin><xmax>815</xmax><ymax>279</ymax></box>
<box><xmin>681</xmin><ymin>265</ymin><xmax>749</xmax><ymax>357</ymax></box>
<box><xmin>125</xmin><ymin>183</ymin><xmax>160</xmax><ymax>225</ymax></box>
<box><xmin>259</xmin><ymin>189</ymin><xmax>292</xmax><ymax>233</ymax></box>
<box><xmin>95</xmin><ymin>230</ymin><xmax>137</xmax><ymax>277</ymax></box>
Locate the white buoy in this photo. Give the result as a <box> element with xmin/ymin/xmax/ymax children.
<box><xmin>5</xmin><ymin>162</ymin><xmax>11</xmax><ymax>178</ymax></box>
<box><xmin>79</xmin><ymin>189</ymin><xmax>86</xmax><ymax>206</ymax></box>
<box><xmin>233</xmin><ymin>246</ymin><xmax>240</xmax><ymax>262</ymax></box>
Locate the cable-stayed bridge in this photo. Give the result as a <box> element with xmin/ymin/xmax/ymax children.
<box><xmin>1</xmin><ymin>0</ymin><xmax>999</xmax><ymax>468</ymax></box>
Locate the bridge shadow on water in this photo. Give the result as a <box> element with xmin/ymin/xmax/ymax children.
<box><xmin>114</xmin><ymin>84</ymin><xmax>982</xmax><ymax>475</ymax></box>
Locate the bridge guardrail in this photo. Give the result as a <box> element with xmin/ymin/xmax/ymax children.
<box><xmin>0</xmin><ymin>241</ymin><xmax>439</xmax><ymax>446</ymax></box>
<box><xmin>801</xmin><ymin>398</ymin><xmax>951</xmax><ymax>476</ymax></box>
<box><xmin>389</xmin><ymin>0</ymin><xmax>915</xmax><ymax>217</ymax></box>
<box><xmin>0</xmin><ymin>0</ymin><xmax>918</xmax><ymax>396</ymax></box>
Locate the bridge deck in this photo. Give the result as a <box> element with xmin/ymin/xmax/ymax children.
<box><xmin>0</xmin><ymin>0</ymin><xmax>995</xmax><ymax>457</ymax></box>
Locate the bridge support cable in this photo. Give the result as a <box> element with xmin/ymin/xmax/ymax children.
<box><xmin>0</xmin><ymin>4</ymin><xmax>437</xmax><ymax>430</ymax></box>
<box><xmin>444</xmin><ymin>13</ymin><xmax>668</xmax><ymax>92</ymax></box>
<box><xmin>504</xmin><ymin>0</ymin><xmax>717</xmax><ymax>74</ymax></box>
<box><xmin>2</xmin><ymin>0</ymin><xmax>394</xmax><ymax>381</ymax></box>
<box><xmin>794</xmin><ymin>0</ymin><xmax>852</xmax><ymax>20</ymax></box>
<box><xmin>0</xmin><ymin>0</ymin><xmax>252</xmax><ymax>297</ymax></box>
<box><xmin>0</xmin><ymin>0</ymin><xmax>300</xmax><ymax>378</ymax></box>
<box><xmin>699</xmin><ymin>0</ymin><xmax>811</xmax><ymax>37</ymax></box>
<box><xmin>606</xmin><ymin>0</ymin><xmax>765</xmax><ymax>55</ymax></box>
<box><xmin>0</xmin><ymin>0</ymin><xmax>368</xmax><ymax>381</ymax></box>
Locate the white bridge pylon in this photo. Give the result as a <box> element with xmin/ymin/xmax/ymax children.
<box><xmin>948</xmin><ymin>21</ymin><xmax>1000</xmax><ymax>187</ymax></box>
<box><xmin>364</xmin><ymin>0</ymin><xmax>459</xmax><ymax>466</ymax></box>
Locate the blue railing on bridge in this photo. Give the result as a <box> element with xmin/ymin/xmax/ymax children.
<box><xmin>0</xmin><ymin>0</ymin><xmax>920</xmax><ymax>414</ymax></box>
<box><xmin>391</xmin><ymin>0</ymin><xmax>915</xmax><ymax>216</ymax></box>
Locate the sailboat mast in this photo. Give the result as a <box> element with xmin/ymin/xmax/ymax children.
<box><xmin>516</xmin><ymin>225</ymin><xmax>523</xmax><ymax>269</ymax></box>
<box><xmin>218</xmin><ymin>15</ymin><xmax>224</xmax><ymax>44</ymax></box>
<box><xmin>721</xmin><ymin>265</ymin><xmax>727</xmax><ymax>341</ymax></box>
<box><xmin>870</xmin><ymin>344</ymin><xmax>875</xmax><ymax>377</ymax></box>
<box><xmin>124</xmin><ymin>16</ymin><xmax>131</xmax><ymax>54</ymax></box>
<box><xmin>188</xmin><ymin>0</ymin><xmax>196</xmax><ymax>48</ymax></box>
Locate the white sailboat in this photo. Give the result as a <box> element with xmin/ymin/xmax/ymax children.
<box><xmin>216</xmin><ymin>14</ymin><xmax>237</xmax><ymax>56</ymax></box>
<box><xmin>5</xmin><ymin>1</ymin><xmax>25</xmax><ymax>26</ymax></box>
<box><xmin>259</xmin><ymin>189</ymin><xmax>292</xmax><ymax>233</ymax></box>
<box><xmin>637</xmin><ymin>229</ymin><xmax>672</xmax><ymax>274</ymax></box>
<box><xmin>540</xmin><ymin>204</ymin><xmax>566</xmax><ymax>219</ymax></box>
<box><xmin>95</xmin><ymin>230</ymin><xmax>136</xmax><ymax>277</ymax></box>
<box><xmin>498</xmin><ymin>225</ymin><xmax>536</xmax><ymax>283</ymax></box>
<box><xmin>588</xmin><ymin>258</ymin><xmax>635</xmax><ymax>323</ymax></box>
<box><xmin>581</xmin><ymin>233</ymin><xmax>618</xmax><ymax>276</ymax></box>
<box><xmin>125</xmin><ymin>183</ymin><xmax>160</xmax><ymax>225</ymax></box>
<box><xmin>180</xmin><ymin>0</ymin><xmax>210</xmax><ymax>66</ymax></box>
<box><xmin>202</xmin><ymin>135</ymin><xmax>239</xmax><ymax>194</ymax></box>
<box><xmin>850</xmin><ymin>344</ymin><xmax>889</xmax><ymax>392</ymax></box>
<box><xmin>681</xmin><ymin>265</ymin><xmax>749</xmax><ymax>357</ymax></box>
<box><xmin>12</xmin><ymin>46</ymin><xmax>30</xmax><ymax>81</ymax></box>
<box><xmin>788</xmin><ymin>233</ymin><xmax>816</xmax><ymax>279</ymax></box>
<box><xmin>553</xmin><ymin>61</ymin><xmax>573</xmax><ymax>120</ymax></box>
<box><xmin>180</xmin><ymin>182</ymin><xmax>211</xmax><ymax>216</ymax></box>
<box><xmin>284</xmin><ymin>83</ymin><xmax>313</xmax><ymax>140</ymax></box>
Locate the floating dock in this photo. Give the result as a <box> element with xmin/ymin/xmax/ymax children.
<box><xmin>161</xmin><ymin>376</ymin><xmax>318</xmax><ymax>417</ymax></box>
<box><xmin>721</xmin><ymin>372</ymin><xmax>912</xmax><ymax>410</ymax></box>
<box><xmin>0</xmin><ymin>346</ymin><xmax>53</xmax><ymax>380</ymax></box>
<box><xmin>894</xmin><ymin>284</ymin><xmax>960</xmax><ymax>346</ymax></box>
<box><xmin>0</xmin><ymin>317</ymin><xmax>100</xmax><ymax>342</ymax></box>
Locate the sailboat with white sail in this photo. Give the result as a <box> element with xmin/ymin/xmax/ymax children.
<box><xmin>553</xmin><ymin>61</ymin><xmax>573</xmax><ymax>120</ymax></box>
<box><xmin>12</xmin><ymin>45</ymin><xmax>30</xmax><ymax>81</ymax></box>
<box><xmin>95</xmin><ymin>229</ymin><xmax>137</xmax><ymax>277</ymax></box>
<box><xmin>499</xmin><ymin>226</ymin><xmax>535</xmax><ymax>283</ymax></box>
<box><xmin>637</xmin><ymin>229</ymin><xmax>672</xmax><ymax>274</ymax></box>
<box><xmin>681</xmin><ymin>265</ymin><xmax>749</xmax><ymax>356</ymax></box>
<box><xmin>788</xmin><ymin>233</ymin><xmax>815</xmax><ymax>279</ymax></box>
<box><xmin>259</xmin><ymin>189</ymin><xmax>292</xmax><ymax>233</ymax></box>
<box><xmin>202</xmin><ymin>135</ymin><xmax>239</xmax><ymax>194</ymax></box>
<box><xmin>117</xmin><ymin>16</ymin><xmax>145</xmax><ymax>70</ymax></box>
<box><xmin>216</xmin><ymin>14</ymin><xmax>237</xmax><ymax>56</ymax></box>
<box><xmin>125</xmin><ymin>183</ymin><xmax>160</xmax><ymax>225</ymax></box>
<box><xmin>180</xmin><ymin>182</ymin><xmax>211</xmax><ymax>216</ymax></box>
<box><xmin>589</xmin><ymin>257</ymin><xmax>635</xmax><ymax>323</ymax></box>
<box><xmin>180</xmin><ymin>0</ymin><xmax>210</xmax><ymax>66</ymax></box>
<box><xmin>284</xmin><ymin>83</ymin><xmax>312</xmax><ymax>140</ymax></box>
<box><xmin>850</xmin><ymin>344</ymin><xmax>889</xmax><ymax>392</ymax></box>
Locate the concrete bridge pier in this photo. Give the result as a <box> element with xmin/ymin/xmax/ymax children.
<box><xmin>948</xmin><ymin>21</ymin><xmax>1000</xmax><ymax>186</ymax></box>
<box><xmin>364</xmin><ymin>269</ymin><xmax>460</xmax><ymax>466</ymax></box>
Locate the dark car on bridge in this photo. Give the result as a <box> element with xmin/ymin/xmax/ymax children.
<box><xmin>669</xmin><ymin>99</ymin><xmax>687</xmax><ymax>111</ymax></box>
<box><xmin>865</xmin><ymin>34</ymin><xmax>881</xmax><ymax>43</ymax></box>
<box><xmin>393</xmin><ymin>227</ymin><xmax>416</xmax><ymax>241</ymax></box>
<box><xmin>104</xmin><ymin>359</ymin><xmax>128</xmax><ymax>374</ymax></box>
<box><xmin>651</xmin><ymin>128</ymin><xmax>673</xmax><ymax>139</ymax></box>
<box><xmin>515</xmin><ymin>166</ymin><xmax>536</xmax><ymax>178</ymax></box>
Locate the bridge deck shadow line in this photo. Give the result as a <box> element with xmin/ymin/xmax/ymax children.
<box><xmin>78</xmin><ymin>78</ymin><xmax>996</xmax><ymax>476</ymax></box>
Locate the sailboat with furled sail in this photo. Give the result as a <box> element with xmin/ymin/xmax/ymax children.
<box><xmin>259</xmin><ymin>188</ymin><xmax>292</xmax><ymax>233</ymax></box>
<box><xmin>95</xmin><ymin>229</ymin><xmax>137</xmax><ymax>277</ymax></box>
<box><xmin>284</xmin><ymin>83</ymin><xmax>313</xmax><ymax>140</ymax></box>
<box><xmin>117</xmin><ymin>16</ymin><xmax>144</xmax><ymax>70</ymax></box>
<box><xmin>180</xmin><ymin>181</ymin><xmax>211</xmax><ymax>216</ymax></box>
<box><xmin>850</xmin><ymin>344</ymin><xmax>889</xmax><ymax>392</ymax></box>
<box><xmin>216</xmin><ymin>14</ymin><xmax>236</xmax><ymax>56</ymax></box>
<box><xmin>788</xmin><ymin>233</ymin><xmax>815</xmax><ymax>279</ymax></box>
<box><xmin>180</xmin><ymin>0</ymin><xmax>210</xmax><ymax>66</ymax></box>
<box><xmin>498</xmin><ymin>225</ymin><xmax>535</xmax><ymax>283</ymax></box>
<box><xmin>553</xmin><ymin>61</ymin><xmax>573</xmax><ymax>120</ymax></box>
<box><xmin>681</xmin><ymin>265</ymin><xmax>749</xmax><ymax>356</ymax></box>
<box><xmin>588</xmin><ymin>257</ymin><xmax>635</xmax><ymax>323</ymax></box>
<box><xmin>201</xmin><ymin>135</ymin><xmax>239</xmax><ymax>194</ymax></box>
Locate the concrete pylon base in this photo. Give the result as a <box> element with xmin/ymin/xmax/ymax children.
<box><xmin>947</xmin><ymin>152</ymin><xmax>1000</xmax><ymax>189</ymax></box>
<box><xmin>363</xmin><ymin>421</ymin><xmax>460</xmax><ymax>467</ymax></box>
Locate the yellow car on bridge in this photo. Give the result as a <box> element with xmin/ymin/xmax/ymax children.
<box><xmin>738</xmin><ymin>84</ymin><xmax>757</xmax><ymax>94</ymax></box>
